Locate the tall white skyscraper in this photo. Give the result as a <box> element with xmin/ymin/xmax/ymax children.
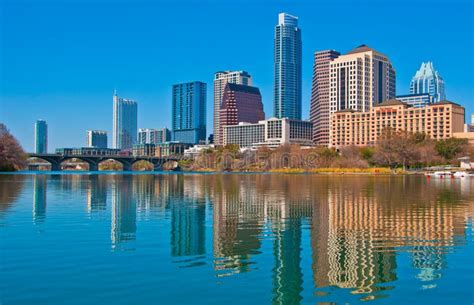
<box><xmin>274</xmin><ymin>13</ymin><xmax>302</xmax><ymax>120</ymax></box>
<box><xmin>329</xmin><ymin>45</ymin><xmax>396</xmax><ymax>114</ymax></box>
<box><xmin>213</xmin><ymin>71</ymin><xmax>252</xmax><ymax>145</ymax></box>
<box><xmin>112</xmin><ymin>90</ymin><xmax>137</xmax><ymax>150</ymax></box>
<box><xmin>410</xmin><ymin>62</ymin><xmax>446</xmax><ymax>102</ymax></box>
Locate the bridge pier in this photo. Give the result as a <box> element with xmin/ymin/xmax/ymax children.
<box><xmin>88</xmin><ymin>163</ymin><xmax>99</xmax><ymax>171</ymax></box>
<box><xmin>50</xmin><ymin>162</ymin><xmax>61</xmax><ymax>171</ymax></box>
<box><xmin>153</xmin><ymin>162</ymin><xmax>163</xmax><ymax>171</ymax></box>
<box><xmin>122</xmin><ymin>163</ymin><xmax>133</xmax><ymax>171</ymax></box>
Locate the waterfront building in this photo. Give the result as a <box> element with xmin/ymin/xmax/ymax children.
<box><xmin>214</xmin><ymin>71</ymin><xmax>252</xmax><ymax>145</ymax></box>
<box><xmin>330</xmin><ymin>100</ymin><xmax>465</xmax><ymax>148</ymax></box>
<box><xmin>87</xmin><ymin>130</ymin><xmax>107</xmax><ymax>148</ymax></box>
<box><xmin>310</xmin><ymin>50</ymin><xmax>340</xmax><ymax>145</ymax></box>
<box><xmin>410</xmin><ymin>61</ymin><xmax>446</xmax><ymax>102</ymax></box>
<box><xmin>113</xmin><ymin>91</ymin><xmax>138</xmax><ymax>150</ymax></box>
<box><xmin>172</xmin><ymin>81</ymin><xmax>207</xmax><ymax>144</ymax></box>
<box><xmin>223</xmin><ymin>118</ymin><xmax>313</xmax><ymax>148</ymax></box>
<box><xmin>396</xmin><ymin>93</ymin><xmax>433</xmax><ymax>108</ymax></box>
<box><xmin>132</xmin><ymin>143</ymin><xmax>157</xmax><ymax>157</ymax></box>
<box><xmin>156</xmin><ymin>142</ymin><xmax>192</xmax><ymax>157</ymax></box>
<box><xmin>218</xmin><ymin>83</ymin><xmax>265</xmax><ymax>144</ymax></box>
<box><xmin>138</xmin><ymin>128</ymin><xmax>171</xmax><ymax>145</ymax></box>
<box><xmin>183</xmin><ymin>144</ymin><xmax>215</xmax><ymax>158</ymax></box>
<box><xmin>34</xmin><ymin>119</ymin><xmax>48</xmax><ymax>154</ymax></box>
<box><xmin>274</xmin><ymin>13</ymin><xmax>302</xmax><ymax>120</ymax></box>
<box><xmin>329</xmin><ymin>45</ymin><xmax>396</xmax><ymax>115</ymax></box>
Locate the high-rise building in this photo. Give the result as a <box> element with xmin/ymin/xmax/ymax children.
<box><xmin>213</xmin><ymin>71</ymin><xmax>252</xmax><ymax>145</ymax></box>
<box><xmin>410</xmin><ymin>61</ymin><xmax>446</xmax><ymax>102</ymax></box>
<box><xmin>138</xmin><ymin>128</ymin><xmax>171</xmax><ymax>144</ymax></box>
<box><xmin>329</xmin><ymin>45</ymin><xmax>396</xmax><ymax>115</ymax></box>
<box><xmin>218</xmin><ymin>83</ymin><xmax>265</xmax><ymax>144</ymax></box>
<box><xmin>87</xmin><ymin>130</ymin><xmax>107</xmax><ymax>148</ymax></box>
<box><xmin>112</xmin><ymin>91</ymin><xmax>137</xmax><ymax>150</ymax></box>
<box><xmin>310</xmin><ymin>50</ymin><xmax>340</xmax><ymax>145</ymax></box>
<box><xmin>34</xmin><ymin>119</ymin><xmax>48</xmax><ymax>154</ymax></box>
<box><xmin>274</xmin><ymin>13</ymin><xmax>302</xmax><ymax>120</ymax></box>
<box><xmin>172</xmin><ymin>81</ymin><xmax>207</xmax><ymax>144</ymax></box>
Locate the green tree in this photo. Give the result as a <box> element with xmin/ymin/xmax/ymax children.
<box><xmin>435</xmin><ymin>138</ymin><xmax>468</xmax><ymax>161</ymax></box>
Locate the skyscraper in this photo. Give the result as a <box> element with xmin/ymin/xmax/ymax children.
<box><xmin>410</xmin><ymin>61</ymin><xmax>446</xmax><ymax>102</ymax></box>
<box><xmin>274</xmin><ymin>13</ymin><xmax>302</xmax><ymax>120</ymax></box>
<box><xmin>214</xmin><ymin>71</ymin><xmax>252</xmax><ymax>145</ymax></box>
<box><xmin>172</xmin><ymin>81</ymin><xmax>207</xmax><ymax>144</ymax></box>
<box><xmin>218</xmin><ymin>83</ymin><xmax>265</xmax><ymax>144</ymax></box>
<box><xmin>329</xmin><ymin>45</ymin><xmax>396</xmax><ymax>114</ymax></box>
<box><xmin>310</xmin><ymin>50</ymin><xmax>340</xmax><ymax>145</ymax></box>
<box><xmin>112</xmin><ymin>90</ymin><xmax>138</xmax><ymax>150</ymax></box>
<box><xmin>34</xmin><ymin>119</ymin><xmax>48</xmax><ymax>154</ymax></box>
<box><xmin>87</xmin><ymin>130</ymin><xmax>107</xmax><ymax>148</ymax></box>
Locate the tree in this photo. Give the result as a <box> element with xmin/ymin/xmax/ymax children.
<box><xmin>373</xmin><ymin>128</ymin><xmax>420</xmax><ymax>170</ymax></box>
<box><xmin>435</xmin><ymin>138</ymin><xmax>468</xmax><ymax>161</ymax></box>
<box><xmin>0</xmin><ymin>123</ymin><xmax>27</xmax><ymax>171</ymax></box>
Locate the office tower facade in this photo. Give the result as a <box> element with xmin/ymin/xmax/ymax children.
<box><xmin>213</xmin><ymin>71</ymin><xmax>252</xmax><ymax>145</ymax></box>
<box><xmin>172</xmin><ymin>81</ymin><xmax>207</xmax><ymax>144</ymax></box>
<box><xmin>34</xmin><ymin>119</ymin><xmax>48</xmax><ymax>154</ymax></box>
<box><xmin>274</xmin><ymin>13</ymin><xmax>302</xmax><ymax>120</ymax></box>
<box><xmin>329</xmin><ymin>45</ymin><xmax>396</xmax><ymax>114</ymax></box>
<box><xmin>396</xmin><ymin>93</ymin><xmax>433</xmax><ymax>108</ymax></box>
<box><xmin>410</xmin><ymin>61</ymin><xmax>446</xmax><ymax>102</ymax></box>
<box><xmin>113</xmin><ymin>91</ymin><xmax>138</xmax><ymax>150</ymax></box>
<box><xmin>138</xmin><ymin>128</ymin><xmax>171</xmax><ymax>144</ymax></box>
<box><xmin>87</xmin><ymin>130</ymin><xmax>108</xmax><ymax>148</ymax></box>
<box><xmin>310</xmin><ymin>50</ymin><xmax>340</xmax><ymax>145</ymax></box>
<box><xmin>330</xmin><ymin>100</ymin><xmax>465</xmax><ymax>148</ymax></box>
<box><xmin>218</xmin><ymin>83</ymin><xmax>265</xmax><ymax>144</ymax></box>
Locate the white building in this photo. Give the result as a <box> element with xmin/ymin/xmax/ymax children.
<box><xmin>138</xmin><ymin>128</ymin><xmax>170</xmax><ymax>145</ymax></box>
<box><xmin>329</xmin><ymin>45</ymin><xmax>396</xmax><ymax>114</ymax></box>
<box><xmin>223</xmin><ymin>118</ymin><xmax>313</xmax><ymax>148</ymax></box>
<box><xmin>213</xmin><ymin>71</ymin><xmax>252</xmax><ymax>145</ymax></box>
<box><xmin>183</xmin><ymin>144</ymin><xmax>215</xmax><ymax>158</ymax></box>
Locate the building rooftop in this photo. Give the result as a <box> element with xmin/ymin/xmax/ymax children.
<box><xmin>431</xmin><ymin>100</ymin><xmax>462</xmax><ymax>107</ymax></box>
<box><xmin>346</xmin><ymin>44</ymin><xmax>375</xmax><ymax>54</ymax></box>
<box><xmin>374</xmin><ymin>99</ymin><xmax>410</xmax><ymax>107</ymax></box>
<box><xmin>225</xmin><ymin>83</ymin><xmax>261</xmax><ymax>95</ymax></box>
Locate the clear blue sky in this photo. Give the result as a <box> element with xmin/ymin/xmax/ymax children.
<box><xmin>1</xmin><ymin>0</ymin><xmax>473</xmax><ymax>151</ymax></box>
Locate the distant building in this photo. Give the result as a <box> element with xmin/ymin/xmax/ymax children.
<box><xmin>35</xmin><ymin>120</ymin><xmax>48</xmax><ymax>154</ymax></box>
<box><xmin>172</xmin><ymin>81</ymin><xmax>207</xmax><ymax>144</ymax></box>
<box><xmin>214</xmin><ymin>71</ymin><xmax>252</xmax><ymax>145</ymax></box>
<box><xmin>396</xmin><ymin>93</ymin><xmax>433</xmax><ymax>108</ymax></box>
<box><xmin>156</xmin><ymin>142</ymin><xmax>192</xmax><ymax>157</ymax></box>
<box><xmin>223</xmin><ymin>118</ymin><xmax>313</xmax><ymax>148</ymax></box>
<box><xmin>132</xmin><ymin>143</ymin><xmax>156</xmax><ymax>157</ymax></box>
<box><xmin>218</xmin><ymin>83</ymin><xmax>265</xmax><ymax>144</ymax></box>
<box><xmin>87</xmin><ymin>130</ymin><xmax>107</xmax><ymax>148</ymax></box>
<box><xmin>138</xmin><ymin>128</ymin><xmax>171</xmax><ymax>145</ymax></box>
<box><xmin>274</xmin><ymin>13</ymin><xmax>302</xmax><ymax>120</ymax></box>
<box><xmin>208</xmin><ymin>134</ymin><xmax>214</xmax><ymax>144</ymax></box>
<box><xmin>329</xmin><ymin>45</ymin><xmax>396</xmax><ymax>115</ymax></box>
<box><xmin>184</xmin><ymin>144</ymin><xmax>215</xmax><ymax>158</ymax></box>
<box><xmin>410</xmin><ymin>61</ymin><xmax>446</xmax><ymax>102</ymax></box>
<box><xmin>330</xmin><ymin>100</ymin><xmax>465</xmax><ymax>148</ymax></box>
<box><xmin>310</xmin><ymin>50</ymin><xmax>340</xmax><ymax>145</ymax></box>
<box><xmin>113</xmin><ymin>90</ymin><xmax>138</xmax><ymax>150</ymax></box>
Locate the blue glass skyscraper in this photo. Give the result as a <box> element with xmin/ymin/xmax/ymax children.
<box><xmin>112</xmin><ymin>90</ymin><xmax>138</xmax><ymax>150</ymax></box>
<box><xmin>410</xmin><ymin>62</ymin><xmax>446</xmax><ymax>102</ymax></box>
<box><xmin>172</xmin><ymin>81</ymin><xmax>207</xmax><ymax>144</ymax></box>
<box><xmin>34</xmin><ymin>119</ymin><xmax>48</xmax><ymax>154</ymax></box>
<box><xmin>274</xmin><ymin>13</ymin><xmax>302</xmax><ymax>120</ymax></box>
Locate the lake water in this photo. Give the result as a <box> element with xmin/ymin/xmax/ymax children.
<box><xmin>1</xmin><ymin>173</ymin><xmax>473</xmax><ymax>304</ymax></box>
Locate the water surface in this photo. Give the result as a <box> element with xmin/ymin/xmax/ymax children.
<box><xmin>1</xmin><ymin>173</ymin><xmax>473</xmax><ymax>304</ymax></box>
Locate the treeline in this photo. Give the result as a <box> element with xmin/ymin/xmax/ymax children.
<box><xmin>182</xmin><ymin>129</ymin><xmax>473</xmax><ymax>172</ymax></box>
<box><xmin>0</xmin><ymin>123</ymin><xmax>27</xmax><ymax>171</ymax></box>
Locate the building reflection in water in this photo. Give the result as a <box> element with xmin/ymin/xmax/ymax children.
<box><xmin>87</xmin><ymin>175</ymin><xmax>107</xmax><ymax>213</ymax></box>
<box><xmin>33</xmin><ymin>175</ymin><xmax>47</xmax><ymax>223</ymax></box>
<box><xmin>111</xmin><ymin>175</ymin><xmax>136</xmax><ymax>250</ymax></box>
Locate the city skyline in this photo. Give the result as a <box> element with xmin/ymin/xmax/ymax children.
<box><xmin>1</xmin><ymin>0</ymin><xmax>473</xmax><ymax>151</ymax></box>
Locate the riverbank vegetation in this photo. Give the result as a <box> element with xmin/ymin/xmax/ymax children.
<box><xmin>0</xmin><ymin>124</ymin><xmax>27</xmax><ymax>171</ymax></box>
<box><xmin>181</xmin><ymin>129</ymin><xmax>473</xmax><ymax>173</ymax></box>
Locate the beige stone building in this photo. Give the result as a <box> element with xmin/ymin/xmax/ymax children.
<box><xmin>330</xmin><ymin>100</ymin><xmax>465</xmax><ymax>148</ymax></box>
